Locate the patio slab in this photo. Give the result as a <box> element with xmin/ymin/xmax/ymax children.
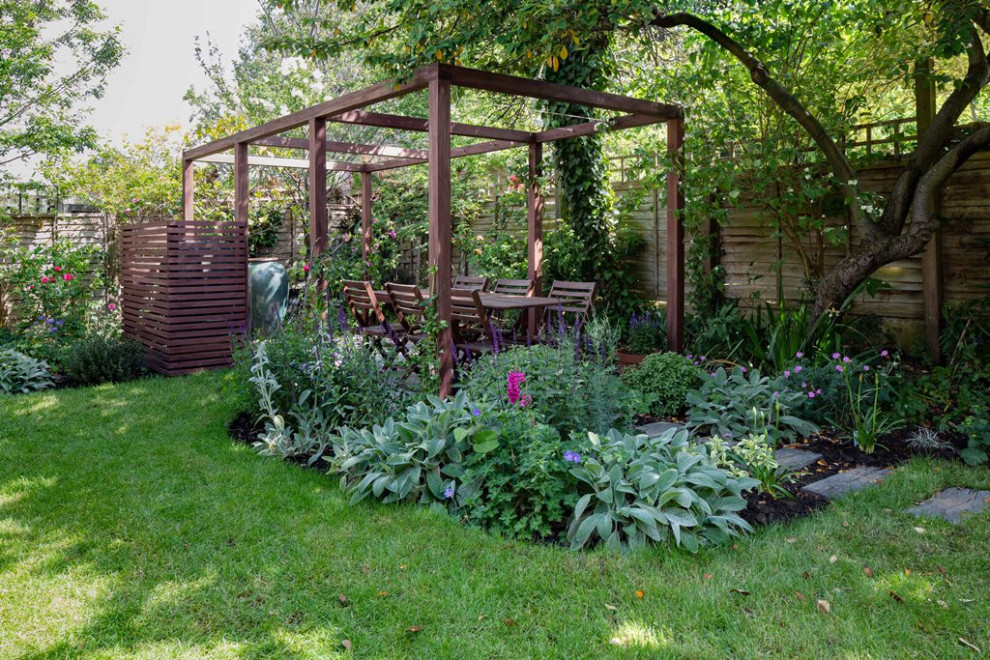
<box><xmin>636</xmin><ymin>421</ymin><xmax>679</xmax><ymax>437</ymax></box>
<box><xmin>802</xmin><ymin>466</ymin><xmax>891</xmax><ymax>499</ymax></box>
<box><xmin>776</xmin><ymin>447</ymin><xmax>822</xmax><ymax>471</ymax></box>
<box><xmin>906</xmin><ymin>487</ymin><xmax>990</xmax><ymax>524</ymax></box>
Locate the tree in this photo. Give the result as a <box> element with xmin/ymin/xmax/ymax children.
<box><xmin>264</xmin><ymin>0</ymin><xmax>990</xmax><ymax>329</ymax></box>
<box><xmin>0</xmin><ymin>0</ymin><xmax>123</xmax><ymax>173</ymax></box>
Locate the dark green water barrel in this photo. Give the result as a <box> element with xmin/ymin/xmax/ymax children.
<box><xmin>248</xmin><ymin>260</ymin><xmax>289</xmax><ymax>335</ymax></box>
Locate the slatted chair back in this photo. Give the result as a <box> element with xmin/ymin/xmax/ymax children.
<box><xmin>385</xmin><ymin>282</ymin><xmax>426</xmax><ymax>333</ymax></box>
<box><xmin>342</xmin><ymin>279</ymin><xmax>385</xmax><ymax>328</ymax></box>
<box><xmin>450</xmin><ymin>289</ymin><xmax>493</xmax><ymax>341</ymax></box>
<box><xmin>547</xmin><ymin>280</ymin><xmax>596</xmax><ymax>319</ymax></box>
<box><xmin>492</xmin><ymin>278</ymin><xmax>533</xmax><ymax>296</ymax></box>
<box><xmin>453</xmin><ymin>274</ymin><xmax>489</xmax><ymax>291</ymax></box>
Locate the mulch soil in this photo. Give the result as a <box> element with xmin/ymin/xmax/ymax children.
<box><xmin>227</xmin><ymin>411</ymin><xmax>969</xmax><ymax>534</ymax></box>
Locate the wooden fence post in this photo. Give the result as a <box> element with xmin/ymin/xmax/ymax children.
<box><xmin>916</xmin><ymin>59</ymin><xmax>943</xmax><ymax>363</ymax></box>
<box><xmin>428</xmin><ymin>74</ymin><xmax>454</xmax><ymax>397</ymax></box>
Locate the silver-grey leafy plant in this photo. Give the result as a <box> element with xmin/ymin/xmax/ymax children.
<box><xmin>0</xmin><ymin>348</ymin><xmax>54</xmax><ymax>395</ymax></box>
<box><xmin>685</xmin><ymin>367</ymin><xmax>818</xmax><ymax>446</ymax></box>
<box><xmin>567</xmin><ymin>428</ymin><xmax>759</xmax><ymax>553</ymax></box>
<box><xmin>326</xmin><ymin>390</ymin><xmax>495</xmax><ymax>505</ymax></box>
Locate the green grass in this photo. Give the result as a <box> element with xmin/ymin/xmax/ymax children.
<box><xmin>1</xmin><ymin>372</ymin><xmax>988</xmax><ymax>659</ymax></box>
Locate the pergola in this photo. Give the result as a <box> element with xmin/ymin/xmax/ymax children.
<box><xmin>182</xmin><ymin>63</ymin><xmax>685</xmax><ymax>396</ymax></box>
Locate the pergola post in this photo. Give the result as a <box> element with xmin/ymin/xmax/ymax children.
<box><xmin>234</xmin><ymin>142</ymin><xmax>250</xmax><ymax>326</ymax></box>
<box><xmin>361</xmin><ymin>171</ymin><xmax>373</xmax><ymax>275</ymax></box>
<box><xmin>527</xmin><ymin>142</ymin><xmax>543</xmax><ymax>336</ymax></box>
<box><xmin>308</xmin><ymin>118</ymin><xmax>328</xmax><ymax>259</ymax></box>
<box><xmin>181</xmin><ymin>158</ymin><xmax>194</xmax><ymax>221</ymax></box>
<box><xmin>428</xmin><ymin>75</ymin><xmax>454</xmax><ymax>397</ymax></box>
<box><xmin>916</xmin><ymin>59</ymin><xmax>942</xmax><ymax>363</ymax></box>
<box><xmin>666</xmin><ymin>117</ymin><xmax>685</xmax><ymax>353</ymax></box>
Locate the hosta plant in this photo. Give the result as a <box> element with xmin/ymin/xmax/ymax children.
<box><xmin>0</xmin><ymin>348</ymin><xmax>54</xmax><ymax>395</ymax></box>
<box><xmin>708</xmin><ymin>433</ymin><xmax>792</xmax><ymax>499</ymax></box>
<box><xmin>326</xmin><ymin>391</ymin><xmax>495</xmax><ymax>504</ymax></box>
<box><xmin>566</xmin><ymin>428</ymin><xmax>758</xmax><ymax>553</ymax></box>
<box><xmin>685</xmin><ymin>367</ymin><xmax>818</xmax><ymax>446</ymax></box>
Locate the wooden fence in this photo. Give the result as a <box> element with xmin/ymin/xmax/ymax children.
<box><xmin>120</xmin><ymin>220</ymin><xmax>248</xmax><ymax>374</ymax></box>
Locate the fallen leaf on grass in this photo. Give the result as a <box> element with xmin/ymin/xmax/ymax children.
<box><xmin>794</xmin><ymin>591</ymin><xmax>807</xmax><ymax>602</ymax></box>
<box><xmin>816</xmin><ymin>599</ymin><xmax>831</xmax><ymax>615</ymax></box>
<box><xmin>803</xmin><ymin>571</ymin><xmax>811</xmax><ymax>580</ymax></box>
<box><xmin>829</xmin><ymin>555</ymin><xmax>838</xmax><ymax>564</ymax></box>
<box><xmin>478</xmin><ymin>614</ymin><xmax>487</xmax><ymax>621</ymax></box>
<box><xmin>377</xmin><ymin>591</ymin><xmax>388</xmax><ymax>597</ymax></box>
<box><xmin>863</xmin><ymin>567</ymin><xmax>874</xmax><ymax>577</ymax></box>
<box><xmin>504</xmin><ymin>618</ymin><xmax>516</xmax><ymax>627</ymax></box>
<box><xmin>405</xmin><ymin>626</ymin><xmax>422</xmax><ymax>634</ymax></box>
<box><xmin>958</xmin><ymin>637</ymin><xmax>981</xmax><ymax>653</ymax></box>
<box><xmin>399</xmin><ymin>564</ymin><xmax>407</xmax><ymax>570</ymax></box>
<box><xmin>730</xmin><ymin>589</ymin><xmax>751</xmax><ymax>596</ymax></box>
<box><xmin>341</xmin><ymin>639</ymin><xmax>353</xmax><ymax>651</ymax></box>
<box><xmin>937</xmin><ymin>600</ymin><xmax>948</xmax><ymax>608</ymax></box>
<box><xmin>889</xmin><ymin>591</ymin><xmax>904</xmax><ymax>603</ymax></box>
<box><xmin>904</xmin><ymin>568</ymin><xmax>912</xmax><ymax>577</ymax></box>
<box><xmin>635</xmin><ymin>590</ymin><xmax>645</xmax><ymax>599</ymax></box>
<box><xmin>338</xmin><ymin>594</ymin><xmax>350</xmax><ymax>608</ymax></box>
<box><xmin>604</xmin><ymin>604</ymin><xmax>617</xmax><ymax>611</ymax></box>
<box><xmin>913</xmin><ymin>526</ymin><xmax>926</xmax><ymax>534</ymax></box>
<box><xmin>703</xmin><ymin>573</ymin><xmax>712</xmax><ymax>580</ymax></box>
<box><xmin>786</xmin><ymin>536</ymin><xmax>797</xmax><ymax>543</ymax></box>
<box><xmin>959</xmin><ymin>598</ymin><xmax>975</xmax><ymax>604</ymax></box>
<box><xmin>841</xmin><ymin>520</ymin><xmax>850</xmax><ymax>528</ymax></box>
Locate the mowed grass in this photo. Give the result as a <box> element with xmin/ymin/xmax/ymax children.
<box><xmin>1</xmin><ymin>372</ymin><xmax>988</xmax><ymax>659</ymax></box>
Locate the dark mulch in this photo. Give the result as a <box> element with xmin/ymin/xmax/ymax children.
<box><xmin>740</xmin><ymin>488</ymin><xmax>828</xmax><ymax>527</ymax></box>
<box><xmin>228</xmin><ymin>411</ymin><xmax>260</xmax><ymax>446</ymax></box>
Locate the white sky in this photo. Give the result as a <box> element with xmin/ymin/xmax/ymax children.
<box><xmin>90</xmin><ymin>0</ymin><xmax>260</xmax><ymax>143</ymax></box>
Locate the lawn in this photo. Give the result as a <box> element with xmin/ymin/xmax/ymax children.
<box><xmin>1</xmin><ymin>372</ymin><xmax>988</xmax><ymax>659</ymax></box>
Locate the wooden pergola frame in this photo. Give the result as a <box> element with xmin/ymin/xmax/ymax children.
<box><xmin>182</xmin><ymin>63</ymin><xmax>685</xmax><ymax>396</ymax></box>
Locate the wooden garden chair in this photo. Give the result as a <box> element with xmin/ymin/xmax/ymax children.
<box><xmin>450</xmin><ymin>288</ymin><xmax>499</xmax><ymax>359</ymax></box>
<box><xmin>453</xmin><ymin>274</ymin><xmax>489</xmax><ymax>291</ymax></box>
<box><xmin>341</xmin><ymin>279</ymin><xmax>392</xmax><ymax>342</ymax></box>
<box><xmin>384</xmin><ymin>282</ymin><xmax>427</xmax><ymax>345</ymax></box>
<box><xmin>545</xmin><ymin>280</ymin><xmax>596</xmax><ymax>330</ymax></box>
<box><xmin>491</xmin><ymin>278</ymin><xmax>533</xmax><ymax>296</ymax></box>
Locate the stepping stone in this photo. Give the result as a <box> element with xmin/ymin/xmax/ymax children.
<box><xmin>802</xmin><ymin>466</ymin><xmax>891</xmax><ymax>500</ymax></box>
<box><xmin>636</xmin><ymin>421</ymin><xmax>679</xmax><ymax>437</ymax></box>
<box><xmin>776</xmin><ymin>447</ymin><xmax>822</xmax><ymax>471</ymax></box>
<box><xmin>906</xmin><ymin>487</ymin><xmax>990</xmax><ymax>524</ymax></box>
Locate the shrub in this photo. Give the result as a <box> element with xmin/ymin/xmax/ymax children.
<box><xmin>685</xmin><ymin>366</ymin><xmax>818</xmax><ymax>446</ymax></box>
<box><xmin>0</xmin><ymin>348</ymin><xmax>54</xmax><ymax>395</ymax></box>
<box><xmin>620</xmin><ymin>352</ymin><xmax>702</xmax><ymax>417</ymax></box>
<box><xmin>61</xmin><ymin>336</ymin><xmax>145</xmax><ymax>386</ymax></box>
<box><xmin>567</xmin><ymin>428</ymin><xmax>758</xmax><ymax>552</ymax></box>
<box><xmin>459</xmin><ymin>342</ymin><xmax>641</xmax><ymax>437</ymax></box>
<box><xmin>325</xmin><ymin>391</ymin><xmax>495</xmax><ymax>504</ymax></box>
<box><xmin>458</xmin><ymin>405</ymin><xmax>579</xmax><ymax>540</ymax></box>
<box><xmin>623</xmin><ymin>309</ymin><xmax>666</xmax><ymax>354</ymax></box>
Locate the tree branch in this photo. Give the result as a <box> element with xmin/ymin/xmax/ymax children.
<box><xmin>650</xmin><ymin>11</ymin><xmax>865</xmax><ymax>233</ymax></box>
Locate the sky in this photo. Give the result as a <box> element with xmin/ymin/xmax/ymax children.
<box><xmin>89</xmin><ymin>0</ymin><xmax>261</xmax><ymax>143</ymax></box>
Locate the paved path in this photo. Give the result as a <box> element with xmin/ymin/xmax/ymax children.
<box><xmin>907</xmin><ymin>487</ymin><xmax>990</xmax><ymax>523</ymax></box>
<box><xmin>802</xmin><ymin>466</ymin><xmax>892</xmax><ymax>499</ymax></box>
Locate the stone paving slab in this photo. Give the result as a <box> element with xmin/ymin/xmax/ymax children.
<box><xmin>636</xmin><ymin>421</ymin><xmax>679</xmax><ymax>437</ymax></box>
<box><xmin>906</xmin><ymin>487</ymin><xmax>990</xmax><ymax>524</ymax></box>
<box><xmin>776</xmin><ymin>447</ymin><xmax>822</xmax><ymax>471</ymax></box>
<box><xmin>802</xmin><ymin>466</ymin><xmax>891</xmax><ymax>499</ymax></box>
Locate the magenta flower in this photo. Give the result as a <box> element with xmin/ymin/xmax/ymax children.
<box><xmin>836</xmin><ymin>365</ymin><xmax>843</xmax><ymax>372</ymax></box>
<box><xmin>784</xmin><ymin>370</ymin><xmax>791</xmax><ymax>378</ymax></box>
<box><xmin>794</xmin><ymin>365</ymin><xmax>803</xmax><ymax>373</ymax></box>
<box><xmin>63</xmin><ymin>273</ymin><xmax>74</xmax><ymax>281</ymax></box>
<box><xmin>507</xmin><ymin>371</ymin><xmax>526</xmax><ymax>405</ymax></box>
<box><xmin>388</xmin><ymin>229</ymin><xmax>397</xmax><ymax>239</ymax></box>
<box><xmin>801</xmin><ymin>381</ymin><xmax>807</xmax><ymax>388</ymax></box>
<box><xmin>795</xmin><ymin>351</ymin><xmax>804</xmax><ymax>358</ymax></box>
<box><xmin>831</xmin><ymin>352</ymin><xmax>841</xmax><ymax>359</ymax></box>
<box><xmin>808</xmin><ymin>391</ymin><xmax>816</xmax><ymax>399</ymax></box>
<box><xmin>303</xmin><ymin>263</ymin><xmax>311</xmax><ymax>273</ymax></box>
<box><xmin>842</xmin><ymin>356</ymin><xmax>851</xmax><ymax>363</ymax></box>
<box><xmin>108</xmin><ymin>303</ymin><xmax>117</xmax><ymax>311</ymax></box>
<box><xmin>881</xmin><ymin>350</ymin><xmax>889</xmax><ymax>358</ymax></box>
<box><xmin>40</xmin><ymin>276</ymin><xmax>49</xmax><ymax>283</ymax></box>
<box><xmin>863</xmin><ymin>365</ymin><xmax>870</xmax><ymax>371</ymax></box>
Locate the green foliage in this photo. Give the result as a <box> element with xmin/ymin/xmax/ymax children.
<box><xmin>459</xmin><ymin>340</ymin><xmax>640</xmax><ymax>438</ymax></box>
<box><xmin>61</xmin><ymin>336</ymin><xmax>144</xmax><ymax>387</ymax></box>
<box><xmin>620</xmin><ymin>352</ymin><xmax>701</xmax><ymax>418</ymax></box>
<box><xmin>958</xmin><ymin>415</ymin><xmax>990</xmax><ymax>466</ymax></box>
<box><xmin>0</xmin><ymin>347</ymin><xmax>53</xmax><ymax>395</ymax></box>
<box><xmin>686</xmin><ymin>367</ymin><xmax>818</xmax><ymax>447</ymax></box>
<box><xmin>458</xmin><ymin>406</ymin><xmax>577</xmax><ymax>540</ymax></box>
<box><xmin>623</xmin><ymin>309</ymin><xmax>667</xmax><ymax>355</ymax></box>
<box><xmin>0</xmin><ymin>0</ymin><xmax>123</xmax><ymax>170</ymax></box>
<box><xmin>326</xmin><ymin>391</ymin><xmax>493</xmax><ymax>504</ymax></box>
<box><xmin>567</xmin><ymin>428</ymin><xmax>757</xmax><ymax>553</ymax></box>
<box><xmin>708</xmin><ymin>433</ymin><xmax>791</xmax><ymax>499</ymax></box>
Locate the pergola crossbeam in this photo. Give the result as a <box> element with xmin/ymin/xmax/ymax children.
<box><xmin>366</xmin><ymin>138</ymin><xmax>524</xmax><ymax>172</ymax></box>
<box><xmin>253</xmin><ymin>136</ymin><xmax>429</xmax><ymax>160</ymax></box>
<box><xmin>330</xmin><ymin>110</ymin><xmax>534</xmax><ymax>143</ymax></box>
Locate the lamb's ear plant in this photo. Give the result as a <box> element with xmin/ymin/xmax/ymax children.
<box><xmin>566</xmin><ymin>428</ymin><xmax>758</xmax><ymax>553</ymax></box>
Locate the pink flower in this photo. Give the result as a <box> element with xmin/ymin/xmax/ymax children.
<box><xmin>63</xmin><ymin>273</ymin><xmax>74</xmax><ymax>281</ymax></box>
<box><xmin>40</xmin><ymin>276</ymin><xmax>49</xmax><ymax>283</ymax></box>
<box><xmin>53</xmin><ymin>266</ymin><xmax>61</xmax><ymax>272</ymax></box>
<box><xmin>388</xmin><ymin>229</ymin><xmax>397</xmax><ymax>239</ymax></box>
<box><xmin>108</xmin><ymin>303</ymin><xmax>117</xmax><ymax>311</ymax></box>
<box><xmin>831</xmin><ymin>352</ymin><xmax>841</xmax><ymax>359</ymax></box>
<box><xmin>303</xmin><ymin>263</ymin><xmax>311</xmax><ymax>273</ymax></box>
<box><xmin>881</xmin><ymin>350</ymin><xmax>889</xmax><ymax>358</ymax></box>
<box><xmin>794</xmin><ymin>365</ymin><xmax>803</xmax><ymax>373</ymax></box>
<box><xmin>795</xmin><ymin>351</ymin><xmax>804</xmax><ymax>358</ymax></box>
<box><xmin>784</xmin><ymin>370</ymin><xmax>791</xmax><ymax>378</ymax></box>
<box><xmin>509</xmin><ymin>174</ymin><xmax>519</xmax><ymax>184</ymax></box>
<box><xmin>842</xmin><ymin>356</ymin><xmax>851</xmax><ymax>363</ymax></box>
<box><xmin>808</xmin><ymin>391</ymin><xmax>816</xmax><ymax>399</ymax></box>
<box><xmin>507</xmin><ymin>371</ymin><xmax>526</xmax><ymax>405</ymax></box>
<box><xmin>863</xmin><ymin>365</ymin><xmax>870</xmax><ymax>371</ymax></box>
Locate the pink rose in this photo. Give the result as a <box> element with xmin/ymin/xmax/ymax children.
<box><xmin>303</xmin><ymin>263</ymin><xmax>311</xmax><ymax>273</ymax></box>
<box><xmin>108</xmin><ymin>303</ymin><xmax>117</xmax><ymax>311</ymax></box>
<box><xmin>53</xmin><ymin>266</ymin><xmax>61</xmax><ymax>272</ymax></box>
<box><xmin>40</xmin><ymin>276</ymin><xmax>49</xmax><ymax>283</ymax></box>
<box><xmin>63</xmin><ymin>273</ymin><xmax>74</xmax><ymax>281</ymax></box>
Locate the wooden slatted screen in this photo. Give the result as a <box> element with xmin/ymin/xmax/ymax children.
<box><xmin>121</xmin><ymin>220</ymin><xmax>247</xmax><ymax>375</ymax></box>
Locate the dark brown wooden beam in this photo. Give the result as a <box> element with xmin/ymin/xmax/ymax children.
<box><xmin>365</xmin><ymin>139</ymin><xmax>526</xmax><ymax>172</ymax></box>
<box><xmin>196</xmin><ymin>152</ymin><xmax>364</xmax><ymax>171</ymax></box>
<box><xmin>234</xmin><ymin>143</ymin><xmax>250</xmax><ymax>321</ymax></box>
<box><xmin>428</xmin><ymin>76</ymin><xmax>454</xmax><ymax>398</ymax></box>
<box><xmin>253</xmin><ymin>136</ymin><xmax>429</xmax><ymax>159</ymax></box>
<box><xmin>330</xmin><ymin>110</ymin><xmax>533</xmax><ymax>143</ymax></box>
<box><xmin>309</xmin><ymin>118</ymin><xmax>328</xmax><ymax>259</ymax></box>
<box><xmin>533</xmin><ymin>113</ymin><xmax>664</xmax><ymax>143</ymax></box>
<box><xmin>916</xmin><ymin>58</ymin><xmax>942</xmax><ymax>363</ymax></box>
<box><xmin>527</xmin><ymin>142</ymin><xmax>543</xmax><ymax>336</ymax></box>
<box><xmin>182</xmin><ymin>159</ymin><xmax>194</xmax><ymax>222</ymax></box>
<box><xmin>361</xmin><ymin>171</ymin><xmax>373</xmax><ymax>269</ymax></box>
<box><xmin>441</xmin><ymin>64</ymin><xmax>683</xmax><ymax>119</ymax></box>
<box><xmin>666</xmin><ymin>118</ymin><xmax>685</xmax><ymax>354</ymax></box>
<box><xmin>183</xmin><ymin>66</ymin><xmax>434</xmax><ymax>161</ymax></box>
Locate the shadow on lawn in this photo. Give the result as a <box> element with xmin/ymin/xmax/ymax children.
<box><xmin>0</xmin><ymin>379</ymin><xmax>349</xmax><ymax>659</ymax></box>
